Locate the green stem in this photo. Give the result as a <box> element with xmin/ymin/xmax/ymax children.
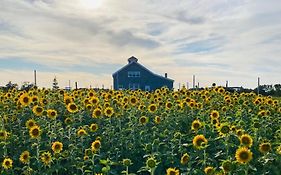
<box><xmin>150</xmin><ymin>167</ymin><xmax>155</xmax><ymax>175</ymax></box>
<box><xmin>126</xmin><ymin>166</ymin><xmax>129</xmax><ymax>175</ymax></box>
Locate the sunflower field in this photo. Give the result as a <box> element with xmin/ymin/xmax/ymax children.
<box><xmin>0</xmin><ymin>87</ymin><xmax>281</xmax><ymax>175</ymax></box>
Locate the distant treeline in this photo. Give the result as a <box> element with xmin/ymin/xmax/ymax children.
<box><xmin>1</xmin><ymin>81</ymin><xmax>281</xmax><ymax>97</ymax></box>
<box><xmin>222</xmin><ymin>84</ymin><xmax>281</xmax><ymax>97</ymax></box>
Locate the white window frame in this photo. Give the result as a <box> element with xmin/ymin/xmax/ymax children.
<box><xmin>128</xmin><ymin>71</ymin><xmax>140</xmax><ymax>78</ymax></box>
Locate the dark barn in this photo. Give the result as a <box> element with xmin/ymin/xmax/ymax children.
<box><xmin>112</xmin><ymin>56</ymin><xmax>174</xmax><ymax>91</ymax></box>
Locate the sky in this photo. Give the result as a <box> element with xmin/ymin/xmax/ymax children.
<box><xmin>0</xmin><ymin>0</ymin><xmax>281</xmax><ymax>89</ymax></box>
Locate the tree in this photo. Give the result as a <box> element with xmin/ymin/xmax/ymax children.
<box><xmin>52</xmin><ymin>77</ymin><xmax>59</xmax><ymax>90</ymax></box>
<box><xmin>21</xmin><ymin>81</ymin><xmax>35</xmax><ymax>91</ymax></box>
<box><xmin>5</xmin><ymin>81</ymin><xmax>18</xmax><ymax>90</ymax></box>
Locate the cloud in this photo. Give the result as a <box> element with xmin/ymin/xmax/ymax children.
<box><xmin>0</xmin><ymin>0</ymin><xmax>280</xmax><ymax>88</ymax></box>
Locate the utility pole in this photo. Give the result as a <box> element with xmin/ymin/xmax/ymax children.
<box><xmin>75</xmin><ymin>82</ymin><xmax>78</xmax><ymax>90</ymax></box>
<box><xmin>34</xmin><ymin>70</ymin><xmax>37</xmax><ymax>87</ymax></box>
<box><xmin>226</xmin><ymin>80</ymin><xmax>228</xmax><ymax>88</ymax></box>
<box><xmin>257</xmin><ymin>77</ymin><xmax>260</xmax><ymax>94</ymax></box>
<box><xmin>193</xmin><ymin>75</ymin><xmax>195</xmax><ymax>89</ymax></box>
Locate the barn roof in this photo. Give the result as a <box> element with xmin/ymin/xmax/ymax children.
<box><xmin>112</xmin><ymin>56</ymin><xmax>174</xmax><ymax>82</ymax></box>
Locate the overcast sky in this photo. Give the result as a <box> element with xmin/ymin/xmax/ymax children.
<box><xmin>0</xmin><ymin>0</ymin><xmax>280</xmax><ymax>89</ymax></box>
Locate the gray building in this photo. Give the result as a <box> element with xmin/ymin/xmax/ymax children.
<box><xmin>112</xmin><ymin>56</ymin><xmax>174</xmax><ymax>91</ymax></box>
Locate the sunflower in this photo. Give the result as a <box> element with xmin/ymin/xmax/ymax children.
<box><xmin>0</xmin><ymin>130</ymin><xmax>8</xmax><ymax>140</ymax></box>
<box><xmin>191</xmin><ymin>120</ymin><xmax>202</xmax><ymax>131</ymax></box>
<box><xmin>180</xmin><ymin>153</ymin><xmax>189</xmax><ymax>165</ymax></box>
<box><xmin>193</xmin><ymin>134</ymin><xmax>208</xmax><ymax>149</ymax></box>
<box><xmin>26</xmin><ymin>119</ymin><xmax>36</xmax><ymax>129</ymax></box>
<box><xmin>2</xmin><ymin>158</ymin><xmax>13</xmax><ymax>169</ymax></box>
<box><xmin>92</xmin><ymin>108</ymin><xmax>102</xmax><ymax>118</ymax></box>
<box><xmin>166</xmin><ymin>167</ymin><xmax>179</xmax><ymax>175</ymax></box>
<box><xmin>88</xmin><ymin>91</ymin><xmax>95</xmax><ymax>97</ymax></box>
<box><xmin>64</xmin><ymin>117</ymin><xmax>72</xmax><ymax>125</ymax></box>
<box><xmin>86</xmin><ymin>104</ymin><xmax>92</xmax><ymax>111</ymax></box>
<box><xmin>259</xmin><ymin>142</ymin><xmax>271</xmax><ymax>154</ymax></box>
<box><xmin>123</xmin><ymin>158</ymin><xmax>132</xmax><ymax>166</ymax></box>
<box><xmin>129</xmin><ymin>96</ymin><xmax>138</xmax><ymax>106</ymax></box>
<box><xmin>222</xmin><ymin>160</ymin><xmax>233</xmax><ymax>173</ymax></box>
<box><xmin>84</xmin><ymin>155</ymin><xmax>90</xmax><ymax>161</ymax></box>
<box><xmin>40</xmin><ymin>152</ymin><xmax>52</xmax><ymax>165</ymax></box>
<box><xmin>165</xmin><ymin>102</ymin><xmax>173</xmax><ymax>110</ymax></box>
<box><xmin>258</xmin><ymin>110</ymin><xmax>266</xmax><ymax>116</ymax></box>
<box><xmin>90</xmin><ymin>96</ymin><xmax>99</xmax><ymax>105</ymax></box>
<box><xmin>104</xmin><ymin>107</ymin><xmax>114</xmax><ymax>117</ymax></box>
<box><xmin>19</xmin><ymin>151</ymin><xmax>30</xmax><ymax>164</ymax></box>
<box><xmin>31</xmin><ymin>96</ymin><xmax>38</xmax><ymax>103</ymax></box>
<box><xmin>219</xmin><ymin>123</ymin><xmax>230</xmax><ymax>135</ymax></box>
<box><xmin>91</xmin><ymin>140</ymin><xmax>101</xmax><ymax>152</ymax></box>
<box><xmin>146</xmin><ymin>157</ymin><xmax>156</xmax><ymax>168</ymax></box>
<box><xmin>210</xmin><ymin>110</ymin><xmax>219</xmax><ymax>119</ymax></box>
<box><xmin>32</xmin><ymin>105</ymin><xmax>44</xmax><ymax>116</ymax></box>
<box><xmin>139</xmin><ymin>116</ymin><xmax>148</xmax><ymax>125</ymax></box>
<box><xmin>218</xmin><ymin>87</ymin><xmax>225</xmax><ymax>94</ymax></box>
<box><xmin>235</xmin><ymin>147</ymin><xmax>253</xmax><ymax>164</ymax></box>
<box><xmin>29</xmin><ymin>125</ymin><xmax>41</xmax><ymax>139</ymax></box>
<box><xmin>154</xmin><ymin>116</ymin><xmax>161</xmax><ymax>124</ymax></box>
<box><xmin>51</xmin><ymin>141</ymin><xmax>63</xmax><ymax>153</ymax></box>
<box><xmin>204</xmin><ymin>166</ymin><xmax>215</xmax><ymax>175</ymax></box>
<box><xmin>67</xmin><ymin>103</ymin><xmax>78</xmax><ymax>113</ymax></box>
<box><xmin>276</xmin><ymin>145</ymin><xmax>281</xmax><ymax>155</ymax></box>
<box><xmin>90</xmin><ymin>123</ymin><xmax>98</xmax><ymax>132</ymax></box>
<box><xmin>211</xmin><ymin>118</ymin><xmax>219</xmax><ymax>126</ymax></box>
<box><xmin>236</xmin><ymin>129</ymin><xmax>243</xmax><ymax>137</ymax></box>
<box><xmin>148</xmin><ymin>104</ymin><xmax>157</xmax><ymax>113</ymax></box>
<box><xmin>240</xmin><ymin>134</ymin><xmax>253</xmax><ymax>147</ymax></box>
<box><xmin>64</xmin><ymin>95</ymin><xmax>73</xmax><ymax>105</ymax></box>
<box><xmin>77</xmin><ymin>129</ymin><xmax>87</xmax><ymax>137</ymax></box>
<box><xmin>47</xmin><ymin>109</ymin><xmax>57</xmax><ymax>120</ymax></box>
<box><xmin>19</xmin><ymin>93</ymin><xmax>30</xmax><ymax>106</ymax></box>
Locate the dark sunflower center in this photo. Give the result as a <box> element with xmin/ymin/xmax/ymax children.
<box><xmin>221</xmin><ymin>126</ymin><xmax>230</xmax><ymax>133</ymax></box>
<box><xmin>23</xmin><ymin>154</ymin><xmax>28</xmax><ymax>159</ymax></box>
<box><xmin>0</xmin><ymin>132</ymin><xmax>5</xmax><ymax>137</ymax></box>
<box><xmin>140</xmin><ymin>118</ymin><xmax>146</xmax><ymax>123</ymax></box>
<box><xmin>167</xmin><ymin>103</ymin><xmax>172</xmax><ymax>108</ymax></box>
<box><xmin>150</xmin><ymin>106</ymin><xmax>156</xmax><ymax>111</ymax></box>
<box><xmin>32</xmin><ymin>128</ymin><xmax>39</xmax><ymax>136</ymax></box>
<box><xmin>94</xmin><ymin>143</ymin><xmax>100</xmax><ymax>149</ymax></box>
<box><xmin>23</xmin><ymin>97</ymin><xmax>29</xmax><ymax>103</ymax></box>
<box><xmin>36</xmin><ymin>107</ymin><xmax>43</xmax><ymax>113</ymax></box>
<box><xmin>170</xmin><ymin>171</ymin><xmax>176</xmax><ymax>175</ymax></box>
<box><xmin>70</xmin><ymin>104</ymin><xmax>77</xmax><ymax>110</ymax></box>
<box><xmin>196</xmin><ymin>139</ymin><xmax>205</xmax><ymax>146</ymax></box>
<box><xmin>131</xmin><ymin>98</ymin><xmax>136</xmax><ymax>103</ymax></box>
<box><xmin>193</xmin><ymin>123</ymin><xmax>200</xmax><ymax>129</ymax></box>
<box><xmin>242</xmin><ymin>137</ymin><xmax>250</xmax><ymax>144</ymax></box>
<box><xmin>261</xmin><ymin>144</ymin><xmax>270</xmax><ymax>151</ymax></box>
<box><xmin>65</xmin><ymin>99</ymin><xmax>71</xmax><ymax>104</ymax></box>
<box><xmin>240</xmin><ymin>151</ymin><xmax>249</xmax><ymax>160</ymax></box>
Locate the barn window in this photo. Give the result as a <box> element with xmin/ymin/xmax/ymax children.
<box><xmin>118</xmin><ymin>85</ymin><xmax>123</xmax><ymax>90</ymax></box>
<box><xmin>128</xmin><ymin>71</ymin><xmax>140</xmax><ymax>77</ymax></box>
<box><xmin>129</xmin><ymin>83</ymin><xmax>140</xmax><ymax>90</ymax></box>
